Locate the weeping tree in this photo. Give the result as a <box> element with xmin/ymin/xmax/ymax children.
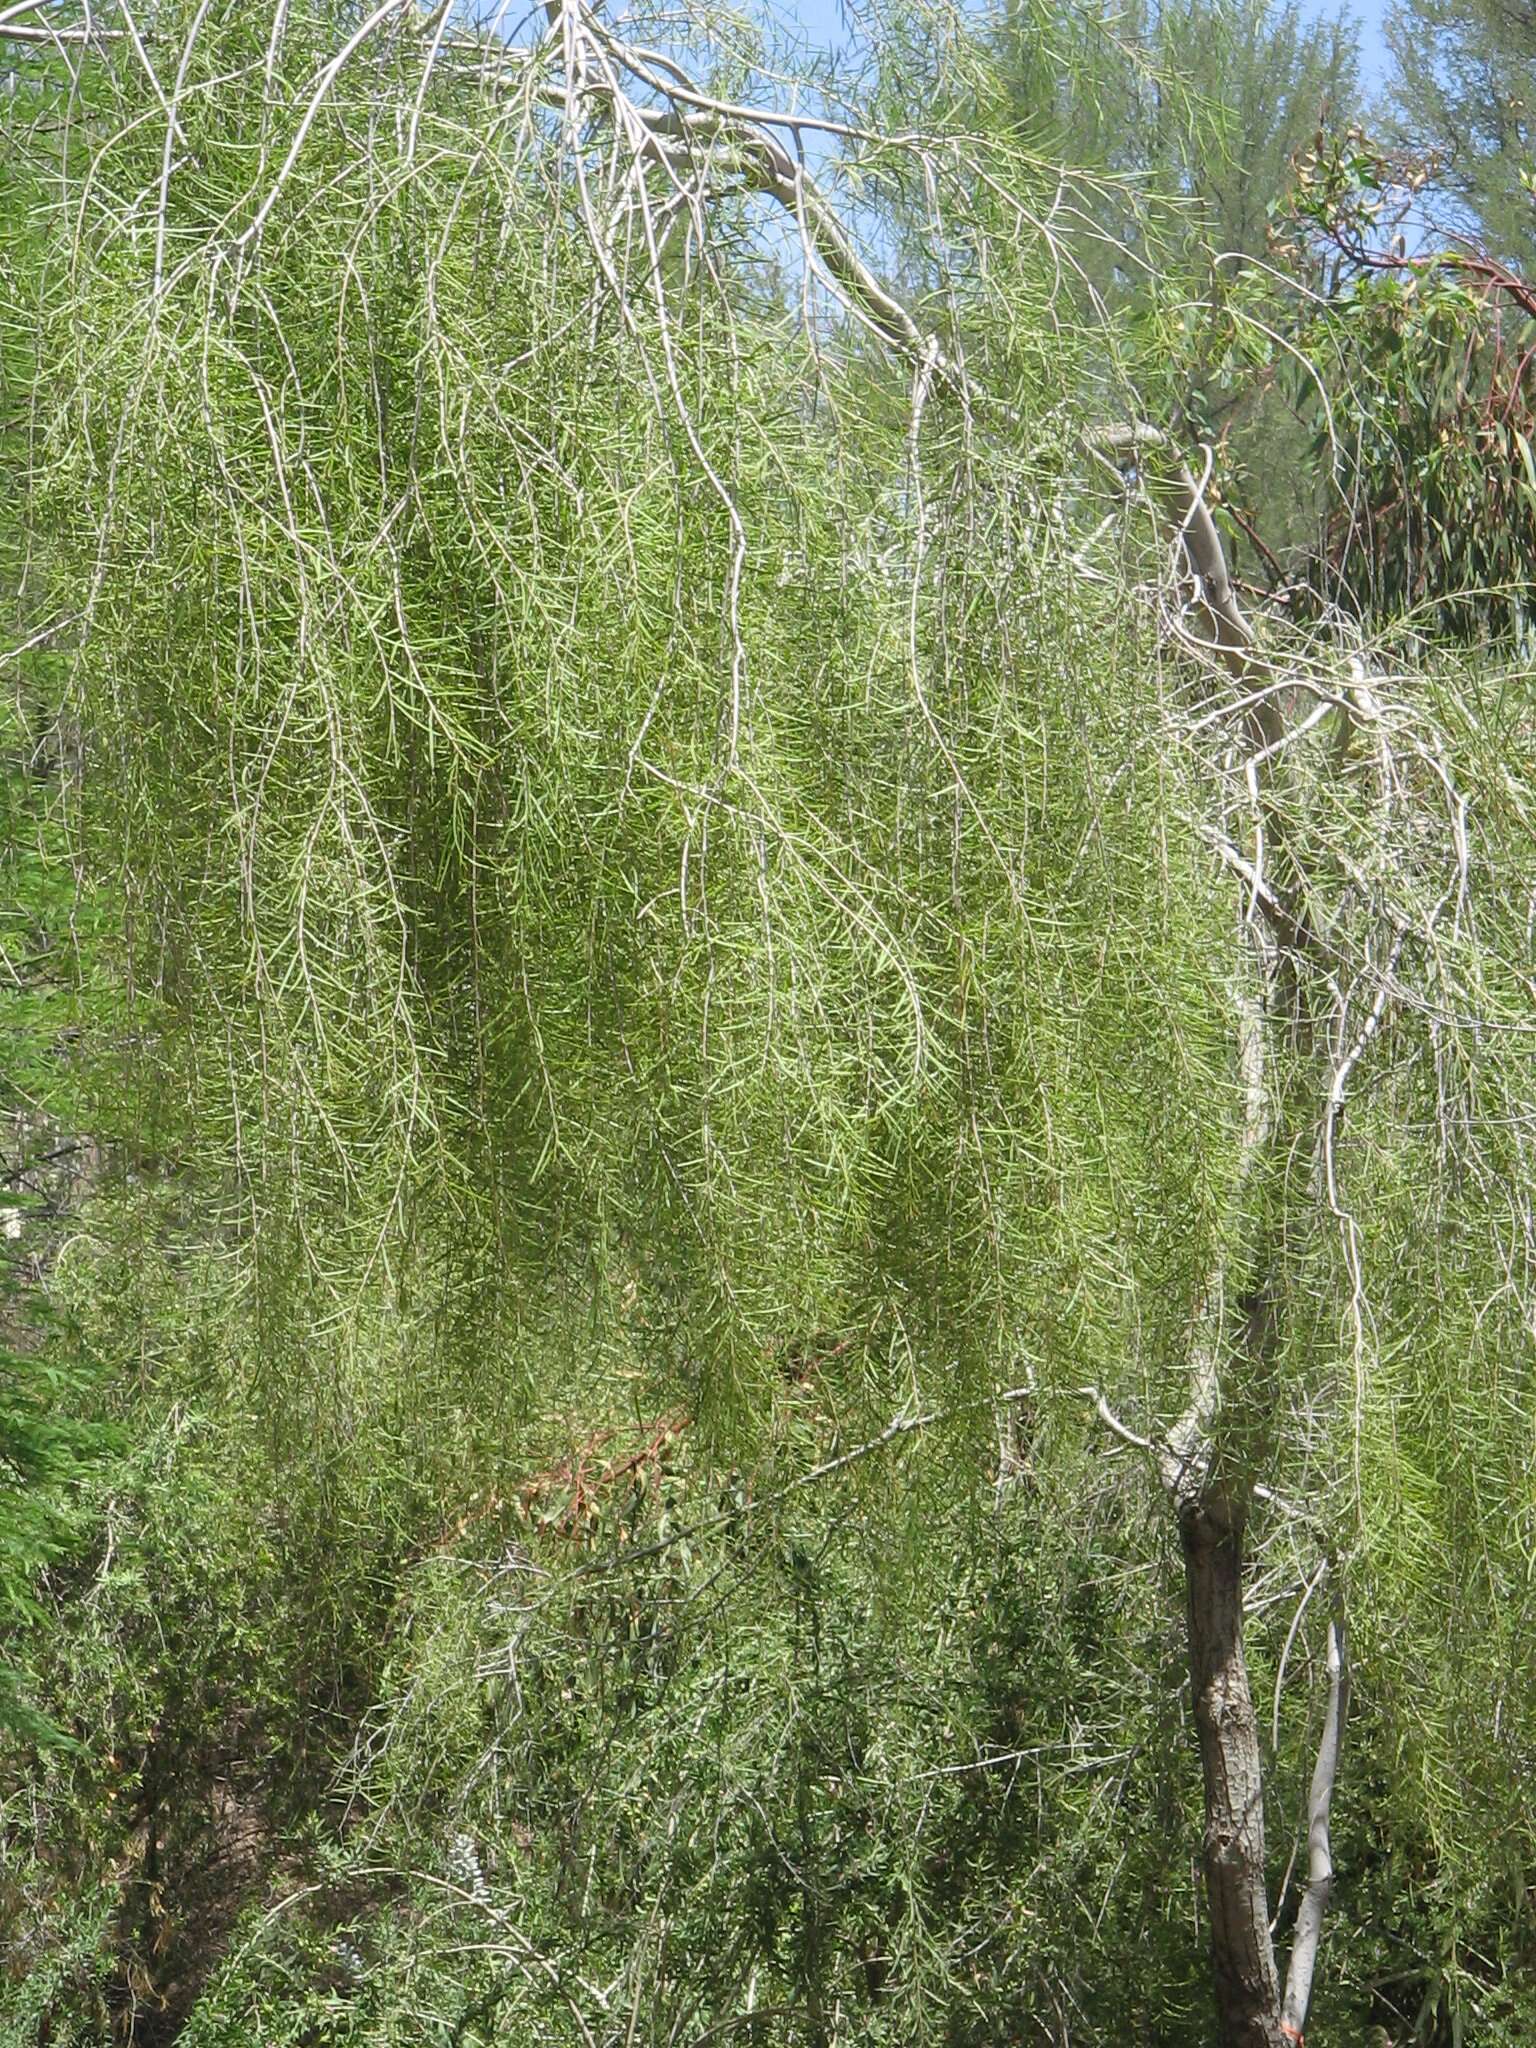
<box><xmin>5</xmin><ymin>2</ymin><xmax>1536</xmax><ymax>2043</ymax></box>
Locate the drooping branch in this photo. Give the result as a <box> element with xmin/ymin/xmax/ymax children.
<box><xmin>0</xmin><ymin>0</ymin><xmax>118</xmax><ymax>39</ymax></box>
<box><xmin>540</xmin><ymin>0</ymin><xmax>956</xmax><ymax>377</ymax></box>
<box><xmin>517</xmin><ymin>22</ymin><xmax>1352</xmax><ymax>2046</ymax></box>
<box><xmin>39</xmin><ymin>11</ymin><xmax>1391</xmax><ymax>2041</ymax></box>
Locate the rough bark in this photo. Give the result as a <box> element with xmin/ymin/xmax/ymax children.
<box><xmin>1180</xmin><ymin>1490</ymin><xmax>1289</xmax><ymax>2048</ymax></box>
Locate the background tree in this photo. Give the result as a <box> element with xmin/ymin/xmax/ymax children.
<box><xmin>1241</xmin><ymin>129</ymin><xmax>1536</xmax><ymax>641</ymax></box>
<box><xmin>984</xmin><ymin>0</ymin><xmax>1361</xmax><ymax>579</ymax></box>
<box><xmin>1387</xmin><ymin>0</ymin><xmax>1536</xmax><ymax>266</ymax></box>
<box><xmin>997</xmin><ymin>0</ymin><xmax>1359</xmax><ymax>266</ymax></box>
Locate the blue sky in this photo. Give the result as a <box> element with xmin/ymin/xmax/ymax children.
<box><xmin>1349</xmin><ymin>0</ymin><xmax>1392</xmax><ymax>85</ymax></box>
<box><xmin>777</xmin><ymin>0</ymin><xmax>1395</xmax><ymax>88</ymax></box>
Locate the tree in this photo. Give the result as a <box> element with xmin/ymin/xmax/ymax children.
<box><xmin>5</xmin><ymin>4</ymin><xmax>1536</xmax><ymax>2044</ymax></box>
<box><xmin>1387</xmin><ymin>0</ymin><xmax>1536</xmax><ymax>267</ymax></box>
<box><xmin>998</xmin><ymin>0</ymin><xmax>1359</xmax><ymax>268</ymax></box>
<box><xmin>986</xmin><ymin>0</ymin><xmax>1362</xmax><ymax>579</ymax></box>
<box><xmin>1245</xmin><ymin>129</ymin><xmax>1536</xmax><ymax>641</ymax></box>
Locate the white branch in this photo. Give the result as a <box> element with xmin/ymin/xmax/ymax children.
<box><xmin>1280</xmin><ymin>1618</ymin><xmax>1348</xmax><ymax>2044</ymax></box>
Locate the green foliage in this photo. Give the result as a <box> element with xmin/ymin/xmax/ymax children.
<box><xmin>1265</xmin><ymin>134</ymin><xmax>1536</xmax><ymax>638</ymax></box>
<box><xmin>0</xmin><ymin>681</ymin><xmax>106</xmax><ymax>1732</ymax></box>
<box><xmin>24</xmin><ymin>0</ymin><xmax>1237</xmax><ymax>1469</ymax></box>
<box><xmin>2</xmin><ymin>4</ymin><xmax>1536</xmax><ymax>2046</ymax></box>
<box><xmin>1386</xmin><ymin>0</ymin><xmax>1536</xmax><ymax>268</ymax></box>
<box><xmin>168</xmin><ymin>1459</ymin><xmax>1215</xmax><ymax>2047</ymax></box>
<box><xmin>0</xmin><ymin>7</ymin><xmax>1243</xmax><ymax>2030</ymax></box>
<box><xmin>0</xmin><ymin>125</ymin><xmax>118</xmax><ymax>1739</ymax></box>
<box><xmin>977</xmin><ymin>0</ymin><xmax>1361</xmax><ymax>575</ymax></box>
<box><xmin>996</xmin><ymin>0</ymin><xmax>1359</xmax><ymax>268</ymax></box>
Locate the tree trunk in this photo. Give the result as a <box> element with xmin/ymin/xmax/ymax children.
<box><xmin>1180</xmin><ymin>1489</ymin><xmax>1290</xmax><ymax>2048</ymax></box>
